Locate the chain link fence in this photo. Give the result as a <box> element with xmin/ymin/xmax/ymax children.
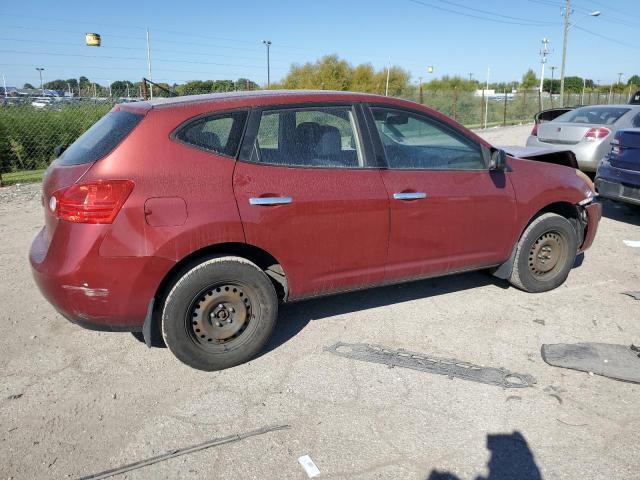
<box><xmin>0</xmin><ymin>85</ymin><xmax>635</xmax><ymax>185</ymax></box>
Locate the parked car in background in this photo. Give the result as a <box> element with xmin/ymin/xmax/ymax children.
<box><xmin>30</xmin><ymin>90</ymin><xmax>601</xmax><ymax>371</ymax></box>
<box><xmin>595</xmin><ymin>128</ymin><xmax>640</xmax><ymax>209</ymax></box>
<box><xmin>630</xmin><ymin>90</ymin><xmax>640</xmax><ymax>105</ymax></box>
<box><xmin>527</xmin><ymin>105</ymin><xmax>640</xmax><ymax>172</ymax></box>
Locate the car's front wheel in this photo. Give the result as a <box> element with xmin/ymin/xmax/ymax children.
<box><xmin>509</xmin><ymin>213</ymin><xmax>579</xmax><ymax>293</ymax></box>
<box><xmin>161</xmin><ymin>256</ymin><xmax>278</xmax><ymax>371</ymax></box>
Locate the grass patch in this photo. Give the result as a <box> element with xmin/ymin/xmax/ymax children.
<box><xmin>1</xmin><ymin>169</ymin><xmax>46</xmax><ymax>186</ymax></box>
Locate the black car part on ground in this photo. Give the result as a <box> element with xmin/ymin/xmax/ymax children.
<box><xmin>541</xmin><ymin>343</ymin><xmax>640</xmax><ymax>384</ymax></box>
<box><xmin>326</xmin><ymin>342</ymin><xmax>537</xmax><ymax>388</ymax></box>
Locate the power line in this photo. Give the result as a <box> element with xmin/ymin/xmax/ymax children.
<box><xmin>0</xmin><ymin>49</ymin><xmax>287</xmax><ymax>70</ymax></box>
<box><xmin>572</xmin><ymin>25</ymin><xmax>640</xmax><ymax>51</ymax></box>
<box><xmin>408</xmin><ymin>0</ymin><xmax>555</xmax><ymax>26</ymax></box>
<box><xmin>433</xmin><ymin>0</ymin><xmax>555</xmax><ymax>25</ymax></box>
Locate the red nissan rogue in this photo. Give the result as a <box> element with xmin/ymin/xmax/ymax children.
<box><xmin>30</xmin><ymin>90</ymin><xmax>601</xmax><ymax>371</ymax></box>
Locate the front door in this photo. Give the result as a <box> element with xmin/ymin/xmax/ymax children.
<box><xmin>233</xmin><ymin>104</ymin><xmax>389</xmax><ymax>299</ymax></box>
<box><xmin>367</xmin><ymin>105</ymin><xmax>517</xmax><ymax>282</ymax></box>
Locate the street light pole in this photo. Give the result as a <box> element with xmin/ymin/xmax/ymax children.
<box><xmin>36</xmin><ymin>67</ymin><xmax>44</xmax><ymax>96</ymax></box>
<box><xmin>146</xmin><ymin>28</ymin><xmax>153</xmax><ymax>99</ymax></box>
<box><xmin>560</xmin><ymin>3</ymin><xmax>600</xmax><ymax>107</ymax></box>
<box><xmin>262</xmin><ymin>40</ymin><xmax>272</xmax><ymax>87</ymax></box>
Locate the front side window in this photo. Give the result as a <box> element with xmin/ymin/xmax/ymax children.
<box><xmin>253</xmin><ymin>106</ymin><xmax>364</xmax><ymax>168</ymax></box>
<box><xmin>175</xmin><ymin>111</ymin><xmax>247</xmax><ymax>157</ymax></box>
<box><xmin>371</xmin><ymin>107</ymin><xmax>485</xmax><ymax>170</ymax></box>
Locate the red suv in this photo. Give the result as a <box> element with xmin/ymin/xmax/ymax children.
<box><xmin>30</xmin><ymin>91</ymin><xmax>602</xmax><ymax>371</ymax></box>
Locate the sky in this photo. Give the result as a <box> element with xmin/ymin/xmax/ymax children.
<box><xmin>1</xmin><ymin>0</ymin><xmax>639</xmax><ymax>89</ymax></box>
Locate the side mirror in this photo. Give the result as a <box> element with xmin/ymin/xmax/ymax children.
<box><xmin>489</xmin><ymin>149</ymin><xmax>507</xmax><ymax>171</ymax></box>
<box><xmin>53</xmin><ymin>144</ymin><xmax>67</xmax><ymax>158</ymax></box>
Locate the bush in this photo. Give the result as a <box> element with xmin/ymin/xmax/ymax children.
<box><xmin>0</xmin><ymin>102</ymin><xmax>112</xmax><ymax>173</ymax></box>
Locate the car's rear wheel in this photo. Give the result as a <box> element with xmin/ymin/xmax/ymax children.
<box><xmin>162</xmin><ymin>256</ymin><xmax>278</xmax><ymax>371</ymax></box>
<box><xmin>509</xmin><ymin>213</ymin><xmax>578</xmax><ymax>293</ymax></box>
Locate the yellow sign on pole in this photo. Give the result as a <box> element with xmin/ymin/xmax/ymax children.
<box><xmin>85</xmin><ymin>33</ymin><xmax>101</xmax><ymax>47</ymax></box>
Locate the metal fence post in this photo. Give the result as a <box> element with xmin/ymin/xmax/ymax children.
<box><xmin>452</xmin><ymin>87</ymin><xmax>458</xmax><ymax>121</ymax></box>
<box><xmin>480</xmin><ymin>89</ymin><xmax>485</xmax><ymax>128</ymax></box>
<box><xmin>503</xmin><ymin>89</ymin><xmax>508</xmax><ymax>126</ymax></box>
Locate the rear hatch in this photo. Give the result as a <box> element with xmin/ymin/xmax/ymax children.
<box><xmin>609</xmin><ymin>129</ymin><xmax>640</xmax><ymax>172</ymax></box>
<box><xmin>41</xmin><ymin>107</ymin><xmax>145</xmax><ymax>233</ymax></box>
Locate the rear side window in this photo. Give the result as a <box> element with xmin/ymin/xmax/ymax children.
<box><xmin>553</xmin><ymin>106</ymin><xmax>630</xmax><ymax>125</ymax></box>
<box><xmin>58</xmin><ymin>110</ymin><xmax>143</xmax><ymax>166</ymax></box>
<box><xmin>175</xmin><ymin>111</ymin><xmax>247</xmax><ymax>157</ymax></box>
<box><xmin>252</xmin><ymin>106</ymin><xmax>364</xmax><ymax>168</ymax></box>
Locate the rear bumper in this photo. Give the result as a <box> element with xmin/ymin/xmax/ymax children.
<box><xmin>526</xmin><ymin>136</ymin><xmax>607</xmax><ymax>172</ymax></box>
<box><xmin>29</xmin><ymin>223</ymin><xmax>174</xmax><ymax>331</ymax></box>
<box><xmin>595</xmin><ymin>161</ymin><xmax>640</xmax><ymax>206</ymax></box>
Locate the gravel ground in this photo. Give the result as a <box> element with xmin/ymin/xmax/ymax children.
<box><xmin>2</xmin><ymin>125</ymin><xmax>640</xmax><ymax>479</ymax></box>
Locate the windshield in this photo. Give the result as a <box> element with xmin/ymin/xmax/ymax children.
<box><xmin>553</xmin><ymin>106</ymin><xmax>630</xmax><ymax>125</ymax></box>
<box><xmin>57</xmin><ymin>110</ymin><xmax>143</xmax><ymax>166</ymax></box>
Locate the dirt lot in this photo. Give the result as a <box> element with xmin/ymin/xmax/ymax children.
<box><xmin>2</xmin><ymin>124</ymin><xmax>640</xmax><ymax>479</ymax></box>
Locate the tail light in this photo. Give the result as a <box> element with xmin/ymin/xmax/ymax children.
<box><xmin>583</xmin><ymin>127</ymin><xmax>610</xmax><ymax>141</ymax></box>
<box><xmin>531</xmin><ymin>123</ymin><xmax>538</xmax><ymax>136</ymax></box>
<box><xmin>610</xmin><ymin>137</ymin><xmax>623</xmax><ymax>156</ymax></box>
<box><xmin>51</xmin><ymin>180</ymin><xmax>134</xmax><ymax>224</ymax></box>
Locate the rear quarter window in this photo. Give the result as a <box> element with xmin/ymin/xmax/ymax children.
<box><xmin>58</xmin><ymin>110</ymin><xmax>143</xmax><ymax>166</ymax></box>
<box><xmin>174</xmin><ymin>111</ymin><xmax>248</xmax><ymax>157</ymax></box>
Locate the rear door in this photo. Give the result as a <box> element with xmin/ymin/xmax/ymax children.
<box><xmin>233</xmin><ymin>104</ymin><xmax>389</xmax><ymax>299</ymax></box>
<box><xmin>365</xmin><ymin>105</ymin><xmax>517</xmax><ymax>282</ymax></box>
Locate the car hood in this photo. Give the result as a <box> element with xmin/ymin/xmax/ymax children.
<box><xmin>500</xmin><ymin>145</ymin><xmax>579</xmax><ymax>169</ymax></box>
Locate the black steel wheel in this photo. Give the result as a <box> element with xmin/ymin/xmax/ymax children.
<box><xmin>510</xmin><ymin>213</ymin><xmax>578</xmax><ymax>293</ymax></box>
<box><xmin>162</xmin><ymin>256</ymin><xmax>278</xmax><ymax>371</ymax></box>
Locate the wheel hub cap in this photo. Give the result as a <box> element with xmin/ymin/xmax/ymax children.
<box><xmin>529</xmin><ymin>232</ymin><xmax>564</xmax><ymax>276</ymax></box>
<box><xmin>190</xmin><ymin>285</ymin><xmax>252</xmax><ymax>344</ymax></box>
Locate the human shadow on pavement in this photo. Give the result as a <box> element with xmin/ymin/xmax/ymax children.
<box><xmin>259</xmin><ymin>270</ymin><xmax>508</xmax><ymax>357</ymax></box>
<box><xmin>600</xmin><ymin>198</ymin><xmax>640</xmax><ymax>226</ymax></box>
<box><xmin>427</xmin><ymin>431</ymin><xmax>542</xmax><ymax>480</ymax></box>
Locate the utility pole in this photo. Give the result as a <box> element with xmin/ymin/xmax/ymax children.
<box><xmin>617</xmin><ymin>72</ymin><xmax>623</xmax><ymax>85</ymax></box>
<box><xmin>262</xmin><ymin>40</ymin><xmax>272</xmax><ymax>87</ymax></box>
<box><xmin>550</xmin><ymin>66</ymin><xmax>556</xmax><ymax>107</ymax></box>
<box><xmin>581</xmin><ymin>77</ymin><xmax>586</xmax><ymax>105</ymax></box>
<box><xmin>418</xmin><ymin>76</ymin><xmax>423</xmax><ymax>104</ymax></box>
<box><xmin>539</xmin><ymin>38</ymin><xmax>550</xmax><ymax>94</ymax></box>
<box><xmin>2</xmin><ymin>74</ymin><xmax>7</xmax><ymax>98</ymax></box>
<box><xmin>484</xmin><ymin>67</ymin><xmax>490</xmax><ymax>129</ymax></box>
<box><xmin>385</xmin><ymin>58</ymin><xmax>391</xmax><ymax>96</ymax></box>
<box><xmin>560</xmin><ymin>0</ymin><xmax>571</xmax><ymax>107</ymax></box>
<box><xmin>146</xmin><ymin>28</ymin><xmax>153</xmax><ymax>99</ymax></box>
<box><xmin>36</xmin><ymin>67</ymin><xmax>44</xmax><ymax>96</ymax></box>
<box><xmin>468</xmin><ymin>73</ymin><xmax>473</xmax><ymax>82</ymax></box>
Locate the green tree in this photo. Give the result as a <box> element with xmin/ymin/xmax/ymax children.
<box><xmin>563</xmin><ymin>76</ymin><xmax>584</xmax><ymax>93</ymax></box>
<box><xmin>424</xmin><ymin>75</ymin><xmax>476</xmax><ymax>92</ymax></box>
<box><xmin>277</xmin><ymin>54</ymin><xmax>411</xmax><ymax>94</ymax></box>
<box><xmin>627</xmin><ymin>75</ymin><xmax>640</xmax><ymax>86</ymax></box>
<box><xmin>520</xmin><ymin>69</ymin><xmax>538</xmax><ymax>90</ymax></box>
<box><xmin>23</xmin><ymin>83</ymin><xmax>34</xmax><ymax>89</ymax></box>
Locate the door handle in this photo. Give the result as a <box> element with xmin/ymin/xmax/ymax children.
<box><xmin>393</xmin><ymin>192</ymin><xmax>427</xmax><ymax>200</ymax></box>
<box><xmin>249</xmin><ymin>196</ymin><xmax>293</xmax><ymax>206</ymax></box>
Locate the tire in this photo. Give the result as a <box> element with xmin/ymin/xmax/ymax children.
<box><xmin>509</xmin><ymin>213</ymin><xmax>579</xmax><ymax>293</ymax></box>
<box><xmin>161</xmin><ymin>256</ymin><xmax>278</xmax><ymax>371</ymax></box>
